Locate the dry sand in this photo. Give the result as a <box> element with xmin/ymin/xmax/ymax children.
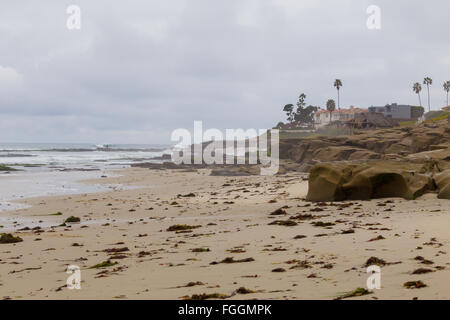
<box><xmin>1</xmin><ymin>167</ymin><xmax>450</xmax><ymax>300</ymax></box>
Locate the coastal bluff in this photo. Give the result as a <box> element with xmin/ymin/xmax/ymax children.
<box><xmin>303</xmin><ymin>120</ymin><xmax>450</xmax><ymax>201</ymax></box>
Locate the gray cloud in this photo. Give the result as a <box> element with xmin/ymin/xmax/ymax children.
<box><xmin>0</xmin><ymin>0</ymin><xmax>449</xmax><ymax>143</ymax></box>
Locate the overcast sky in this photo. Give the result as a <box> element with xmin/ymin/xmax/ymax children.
<box><xmin>0</xmin><ymin>0</ymin><xmax>449</xmax><ymax>144</ymax></box>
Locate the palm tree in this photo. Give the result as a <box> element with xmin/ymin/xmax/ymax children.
<box><xmin>444</xmin><ymin>81</ymin><xmax>450</xmax><ymax>107</ymax></box>
<box><xmin>333</xmin><ymin>79</ymin><xmax>343</xmax><ymax>110</ymax></box>
<box><xmin>326</xmin><ymin>99</ymin><xmax>336</xmax><ymax>124</ymax></box>
<box><xmin>413</xmin><ymin>82</ymin><xmax>422</xmax><ymax>107</ymax></box>
<box><xmin>423</xmin><ymin>77</ymin><xmax>433</xmax><ymax>112</ymax></box>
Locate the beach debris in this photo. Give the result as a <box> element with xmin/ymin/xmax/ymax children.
<box><xmin>103</xmin><ymin>247</ymin><xmax>129</xmax><ymax>253</ymax></box>
<box><xmin>89</xmin><ymin>260</ymin><xmax>119</xmax><ymax>269</ymax></box>
<box><xmin>271</xmin><ymin>268</ymin><xmax>286</xmax><ymax>272</ymax></box>
<box><xmin>183</xmin><ymin>293</ymin><xmax>229</xmax><ymax>300</ymax></box>
<box><xmin>178</xmin><ymin>193</ymin><xmax>195</xmax><ymax>197</ymax></box>
<box><xmin>9</xmin><ymin>267</ymin><xmax>42</xmax><ymax>274</ymax></box>
<box><xmin>268</xmin><ymin>220</ymin><xmax>297</xmax><ymax>226</ymax></box>
<box><xmin>289</xmin><ymin>260</ymin><xmax>312</xmax><ymax>270</ymax></box>
<box><xmin>0</xmin><ymin>233</ymin><xmax>23</xmax><ymax>244</ymax></box>
<box><xmin>368</xmin><ymin>235</ymin><xmax>385</xmax><ymax>242</ymax></box>
<box><xmin>291</xmin><ymin>213</ymin><xmax>317</xmax><ymax>221</ymax></box>
<box><xmin>363</xmin><ymin>257</ymin><xmax>386</xmax><ymax>267</ymax></box>
<box><xmin>293</xmin><ymin>235</ymin><xmax>307</xmax><ymax>239</ymax></box>
<box><xmin>404</xmin><ymin>281</ymin><xmax>427</xmax><ymax>289</ymax></box>
<box><xmin>167</xmin><ymin>224</ymin><xmax>201</xmax><ymax>232</ymax></box>
<box><xmin>226</xmin><ymin>247</ymin><xmax>246</xmax><ymax>253</ymax></box>
<box><xmin>137</xmin><ymin>251</ymin><xmax>152</xmax><ymax>257</ymax></box>
<box><xmin>186</xmin><ymin>281</ymin><xmax>204</xmax><ymax>287</ymax></box>
<box><xmin>175</xmin><ymin>281</ymin><xmax>204</xmax><ymax>288</ymax></box>
<box><xmin>411</xmin><ymin>268</ymin><xmax>433</xmax><ymax>275</ymax></box>
<box><xmin>192</xmin><ymin>248</ymin><xmax>210</xmax><ymax>253</ymax></box>
<box><xmin>312</xmin><ymin>221</ymin><xmax>334</xmax><ymax>227</ymax></box>
<box><xmin>270</xmin><ymin>208</ymin><xmax>287</xmax><ymax>216</ymax></box>
<box><xmin>335</xmin><ymin>288</ymin><xmax>373</xmax><ymax>300</ymax></box>
<box><xmin>414</xmin><ymin>256</ymin><xmax>434</xmax><ymax>265</ymax></box>
<box><xmin>65</xmin><ymin>216</ymin><xmax>81</xmax><ymax>223</ymax></box>
<box><xmin>236</xmin><ymin>287</ymin><xmax>256</xmax><ymax>294</ymax></box>
<box><xmin>210</xmin><ymin>257</ymin><xmax>255</xmax><ymax>265</ymax></box>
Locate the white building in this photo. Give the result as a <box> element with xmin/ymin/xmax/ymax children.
<box><xmin>314</xmin><ymin>106</ymin><xmax>367</xmax><ymax>128</ymax></box>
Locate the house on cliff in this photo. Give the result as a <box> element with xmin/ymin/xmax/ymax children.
<box><xmin>368</xmin><ymin>103</ymin><xmax>424</xmax><ymax>120</ymax></box>
<box><xmin>314</xmin><ymin>106</ymin><xmax>367</xmax><ymax>128</ymax></box>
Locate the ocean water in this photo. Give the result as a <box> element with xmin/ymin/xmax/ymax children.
<box><xmin>0</xmin><ymin>143</ymin><xmax>172</xmax><ymax>169</ymax></box>
<box><xmin>0</xmin><ymin>143</ymin><xmax>173</xmax><ymax>212</ymax></box>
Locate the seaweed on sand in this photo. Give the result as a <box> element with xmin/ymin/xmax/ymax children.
<box><xmin>411</xmin><ymin>268</ymin><xmax>433</xmax><ymax>275</ymax></box>
<box><xmin>167</xmin><ymin>224</ymin><xmax>201</xmax><ymax>232</ymax></box>
<box><xmin>210</xmin><ymin>257</ymin><xmax>255</xmax><ymax>265</ymax></box>
<box><xmin>334</xmin><ymin>288</ymin><xmax>373</xmax><ymax>300</ymax></box>
<box><xmin>65</xmin><ymin>216</ymin><xmax>81</xmax><ymax>223</ymax></box>
<box><xmin>363</xmin><ymin>257</ymin><xmax>386</xmax><ymax>267</ymax></box>
<box><xmin>0</xmin><ymin>233</ymin><xmax>23</xmax><ymax>244</ymax></box>
<box><xmin>312</xmin><ymin>221</ymin><xmax>334</xmax><ymax>227</ymax></box>
<box><xmin>236</xmin><ymin>287</ymin><xmax>255</xmax><ymax>294</ymax></box>
<box><xmin>192</xmin><ymin>248</ymin><xmax>210</xmax><ymax>253</ymax></box>
<box><xmin>183</xmin><ymin>293</ymin><xmax>229</xmax><ymax>300</ymax></box>
<box><xmin>89</xmin><ymin>260</ymin><xmax>118</xmax><ymax>269</ymax></box>
<box><xmin>404</xmin><ymin>281</ymin><xmax>427</xmax><ymax>289</ymax></box>
<box><xmin>268</xmin><ymin>220</ymin><xmax>297</xmax><ymax>226</ymax></box>
<box><xmin>270</xmin><ymin>208</ymin><xmax>287</xmax><ymax>216</ymax></box>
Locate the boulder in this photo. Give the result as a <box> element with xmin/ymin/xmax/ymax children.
<box><xmin>434</xmin><ymin>170</ymin><xmax>450</xmax><ymax>199</ymax></box>
<box><xmin>306</xmin><ymin>163</ymin><xmax>352</xmax><ymax>202</ymax></box>
<box><xmin>306</xmin><ymin>161</ymin><xmax>434</xmax><ymax>202</ymax></box>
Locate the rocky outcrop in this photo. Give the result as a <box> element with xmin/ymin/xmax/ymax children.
<box><xmin>306</xmin><ymin>160</ymin><xmax>435</xmax><ymax>202</ymax></box>
<box><xmin>280</xmin><ymin>120</ymin><xmax>450</xmax><ymax>171</ymax></box>
<box><xmin>434</xmin><ymin>170</ymin><xmax>450</xmax><ymax>199</ymax></box>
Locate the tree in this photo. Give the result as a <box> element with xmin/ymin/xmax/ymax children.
<box><xmin>295</xmin><ymin>105</ymin><xmax>318</xmax><ymax>124</ymax></box>
<box><xmin>413</xmin><ymin>82</ymin><xmax>422</xmax><ymax>107</ymax></box>
<box><xmin>293</xmin><ymin>94</ymin><xmax>317</xmax><ymax>125</ymax></box>
<box><xmin>334</xmin><ymin>79</ymin><xmax>343</xmax><ymax>110</ymax></box>
<box><xmin>326</xmin><ymin>99</ymin><xmax>336</xmax><ymax>124</ymax></box>
<box><xmin>423</xmin><ymin>77</ymin><xmax>433</xmax><ymax>112</ymax></box>
<box><xmin>283</xmin><ymin>104</ymin><xmax>294</xmax><ymax>123</ymax></box>
<box><xmin>296</xmin><ymin>94</ymin><xmax>307</xmax><ymax>113</ymax></box>
<box><xmin>444</xmin><ymin>81</ymin><xmax>450</xmax><ymax>107</ymax></box>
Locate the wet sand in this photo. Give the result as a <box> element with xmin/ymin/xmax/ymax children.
<box><xmin>0</xmin><ymin>167</ymin><xmax>450</xmax><ymax>300</ymax></box>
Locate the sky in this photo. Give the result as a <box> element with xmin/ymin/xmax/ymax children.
<box><xmin>0</xmin><ymin>0</ymin><xmax>449</xmax><ymax>144</ymax></box>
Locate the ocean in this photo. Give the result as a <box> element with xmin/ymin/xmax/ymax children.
<box><xmin>0</xmin><ymin>143</ymin><xmax>173</xmax><ymax>212</ymax></box>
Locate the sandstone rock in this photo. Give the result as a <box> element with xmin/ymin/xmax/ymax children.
<box><xmin>280</xmin><ymin>120</ymin><xmax>450</xmax><ymax>172</ymax></box>
<box><xmin>307</xmin><ymin>161</ymin><xmax>434</xmax><ymax>202</ymax></box>
<box><xmin>434</xmin><ymin>170</ymin><xmax>450</xmax><ymax>199</ymax></box>
<box><xmin>306</xmin><ymin>163</ymin><xmax>352</xmax><ymax>202</ymax></box>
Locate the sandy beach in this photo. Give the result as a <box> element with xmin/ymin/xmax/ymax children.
<box><xmin>1</xmin><ymin>167</ymin><xmax>449</xmax><ymax>300</ymax></box>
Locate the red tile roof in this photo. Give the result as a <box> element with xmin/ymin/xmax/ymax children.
<box><xmin>314</xmin><ymin>108</ymin><xmax>367</xmax><ymax>115</ymax></box>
